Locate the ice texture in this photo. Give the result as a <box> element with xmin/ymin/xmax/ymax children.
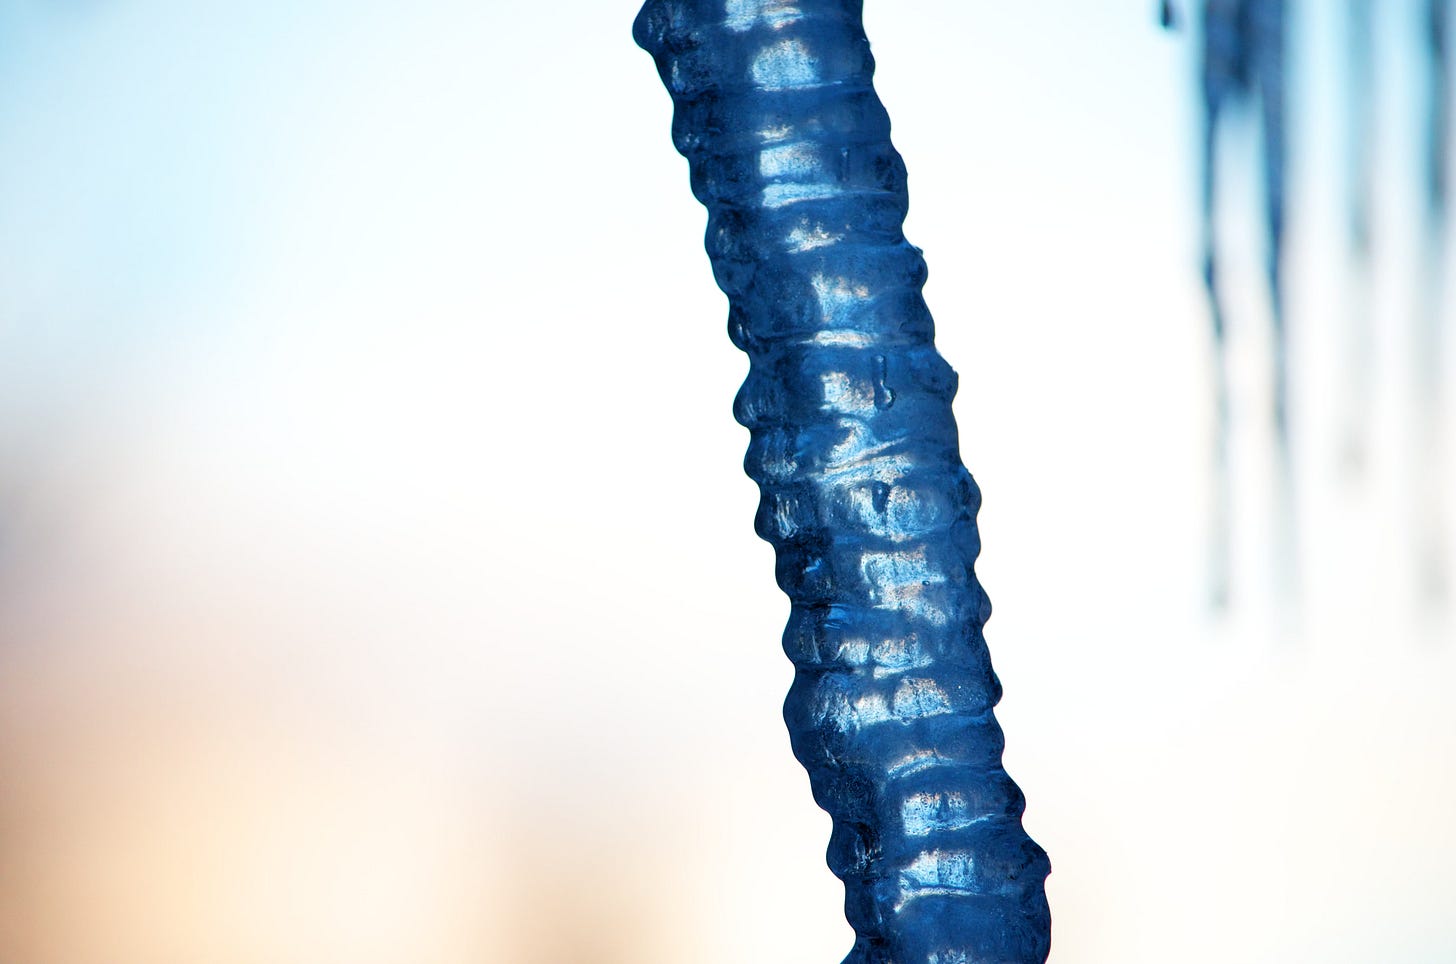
<box><xmin>633</xmin><ymin>3</ymin><xmax>1052</xmax><ymax>961</ymax></box>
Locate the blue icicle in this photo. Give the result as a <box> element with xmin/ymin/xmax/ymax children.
<box><xmin>1194</xmin><ymin>0</ymin><xmax>1291</xmax><ymax>605</ymax></box>
<box><xmin>1427</xmin><ymin>0</ymin><xmax>1450</xmax><ymax>228</ymax></box>
<box><xmin>1201</xmin><ymin>0</ymin><xmax>1288</xmax><ymax>441</ymax></box>
<box><xmin>633</xmin><ymin>2</ymin><xmax>1052</xmax><ymax>960</ymax></box>
<box><xmin>1341</xmin><ymin>0</ymin><xmax>1375</xmax><ymax>473</ymax></box>
<box><xmin>1420</xmin><ymin>0</ymin><xmax>1451</xmax><ymax>599</ymax></box>
<box><xmin>1348</xmin><ymin>0</ymin><xmax>1375</xmax><ymax>264</ymax></box>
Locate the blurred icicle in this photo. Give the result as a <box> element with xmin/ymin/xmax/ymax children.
<box><xmin>1165</xmin><ymin>1</ymin><xmax>1455</xmax><ymax>609</ymax></box>
<box><xmin>1342</xmin><ymin>0</ymin><xmax>1375</xmax><ymax>475</ymax></box>
<box><xmin>1419</xmin><ymin>0</ymin><xmax>1451</xmax><ymax>602</ymax></box>
<box><xmin>1426</xmin><ymin>0</ymin><xmax>1450</xmax><ymax>225</ymax></box>
<box><xmin>1191</xmin><ymin>0</ymin><xmax>1291</xmax><ymax>607</ymax></box>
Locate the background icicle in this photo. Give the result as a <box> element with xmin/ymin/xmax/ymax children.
<box><xmin>1420</xmin><ymin>0</ymin><xmax>1451</xmax><ymax>599</ymax></box>
<box><xmin>1343</xmin><ymin>0</ymin><xmax>1375</xmax><ymax>472</ymax></box>
<box><xmin>1190</xmin><ymin>0</ymin><xmax>1291</xmax><ymax>606</ymax></box>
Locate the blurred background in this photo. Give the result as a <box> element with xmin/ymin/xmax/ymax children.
<box><xmin>0</xmin><ymin>1</ymin><xmax>1452</xmax><ymax>961</ymax></box>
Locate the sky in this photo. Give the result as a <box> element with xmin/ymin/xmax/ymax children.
<box><xmin>0</xmin><ymin>1</ymin><xmax>1452</xmax><ymax>962</ymax></box>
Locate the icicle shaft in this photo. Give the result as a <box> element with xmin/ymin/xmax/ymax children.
<box><xmin>634</xmin><ymin>2</ymin><xmax>1051</xmax><ymax>960</ymax></box>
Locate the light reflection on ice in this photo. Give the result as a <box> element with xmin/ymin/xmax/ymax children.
<box><xmin>749</xmin><ymin>38</ymin><xmax>819</xmax><ymax>89</ymax></box>
<box><xmin>723</xmin><ymin>0</ymin><xmax>804</xmax><ymax>33</ymax></box>
<box><xmin>758</xmin><ymin>142</ymin><xmax>821</xmax><ymax>179</ymax></box>
<box><xmin>810</xmin><ymin>273</ymin><xmax>871</xmax><ymax>325</ymax></box>
<box><xmin>860</xmin><ymin>549</ymin><xmax>948</xmax><ymax>625</ymax></box>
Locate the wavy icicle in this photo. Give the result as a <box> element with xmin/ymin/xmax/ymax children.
<box><xmin>634</xmin><ymin>2</ymin><xmax>1051</xmax><ymax>961</ymax></box>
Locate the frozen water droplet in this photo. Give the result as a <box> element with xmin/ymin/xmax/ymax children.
<box><xmin>872</xmin><ymin>480</ymin><xmax>892</xmax><ymax>514</ymax></box>
<box><xmin>872</xmin><ymin>354</ymin><xmax>895</xmax><ymax>410</ymax></box>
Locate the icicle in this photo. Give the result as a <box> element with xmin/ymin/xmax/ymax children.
<box><xmin>1346</xmin><ymin>0</ymin><xmax>1376</xmax><ymax>441</ymax></box>
<box><xmin>1161</xmin><ymin>0</ymin><xmax>1181</xmax><ymax>30</ymax></box>
<box><xmin>1341</xmin><ymin>0</ymin><xmax>1376</xmax><ymax>473</ymax></box>
<box><xmin>1427</xmin><ymin>0</ymin><xmax>1450</xmax><ymax>226</ymax></box>
<box><xmin>634</xmin><ymin>2</ymin><xmax>1052</xmax><ymax>960</ymax></box>
<box><xmin>1203</xmin><ymin>0</ymin><xmax>1288</xmax><ymax>437</ymax></box>
<box><xmin>1194</xmin><ymin>0</ymin><xmax>1291</xmax><ymax>606</ymax></box>
<box><xmin>1419</xmin><ymin>0</ymin><xmax>1451</xmax><ymax>599</ymax></box>
<box><xmin>1349</xmin><ymin>0</ymin><xmax>1375</xmax><ymax>263</ymax></box>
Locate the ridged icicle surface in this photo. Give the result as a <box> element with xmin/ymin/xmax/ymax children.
<box><xmin>633</xmin><ymin>2</ymin><xmax>1051</xmax><ymax>962</ymax></box>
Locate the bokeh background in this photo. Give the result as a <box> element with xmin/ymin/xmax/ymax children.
<box><xmin>1</xmin><ymin>1</ymin><xmax>1452</xmax><ymax>961</ymax></box>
